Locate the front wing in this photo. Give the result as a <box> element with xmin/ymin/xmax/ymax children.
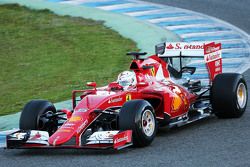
<box><xmin>6</xmin><ymin>130</ymin><xmax>133</xmax><ymax>150</ymax></box>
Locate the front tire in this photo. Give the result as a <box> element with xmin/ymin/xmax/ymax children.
<box><xmin>119</xmin><ymin>100</ymin><xmax>157</xmax><ymax>147</ymax></box>
<box><xmin>19</xmin><ymin>100</ymin><xmax>58</xmax><ymax>135</ymax></box>
<box><xmin>211</xmin><ymin>73</ymin><xmax>248</xmax><ymax>118</ymax></box>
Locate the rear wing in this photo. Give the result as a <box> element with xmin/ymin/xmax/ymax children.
<box><xmin>155</xmin><ymin>42</ymin><xmax>222</xmax><ymax>82</ymax></box>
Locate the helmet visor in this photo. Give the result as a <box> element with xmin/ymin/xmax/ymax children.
<box><xmin>118</xmin><ymin>80</ymin><xmax>130</xmax><ymax>87</ymax></box>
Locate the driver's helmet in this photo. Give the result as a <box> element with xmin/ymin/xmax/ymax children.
<box><xmin>117</xmin><ymin>71</ymin><xmax>136</xmax><ymax>89</ymax></box>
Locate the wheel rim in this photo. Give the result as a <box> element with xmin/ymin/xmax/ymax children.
<box><xmin>237</xmin><ymin>83</ymin><xmax>247</xmax><ymax>109</ymax></box>
<box><xmin>141</xmin><ymin>109</ymin><xmax>155</xmax><ymax>137</ymax></box>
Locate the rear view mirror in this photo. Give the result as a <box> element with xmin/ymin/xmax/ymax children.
<box><xmin>108</xmin><ymin>82</ymin><xmax>123</xmax><ymax>91</ymax></box>
<box><xmin>86</xmin><ymin>82</ymin><xmax>97</xmax><ymax>90</ymax></box>
<box><xmin>155</xmin><ymin>43</ymin><xmax>165</xmax><ymax>55</ymax></box>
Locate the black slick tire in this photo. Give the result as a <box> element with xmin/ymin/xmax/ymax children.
<box><xmin>19</xmin><ymin>100</ymin><xmax>57</xmax><ymax>135</ymax></box>
<box><xmin>119</xmin><ymin>100</ymin><xmax>157</xmax><ymax>147</ymax></box>
<box><xmin>211</xmin><ymin>73</ymin><xmax>248</xmax><ymax>118</ymax></box>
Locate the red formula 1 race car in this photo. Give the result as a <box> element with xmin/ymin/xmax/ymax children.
<box><xmin>6</xmin><ymin>42</ymin><xmax>248</xmax><ymax>150</ymax></box>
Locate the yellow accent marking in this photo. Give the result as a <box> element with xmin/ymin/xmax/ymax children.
<box><xmin>69</xmin><ymin>116</ymin><xmax>81</xmax><ymax>122</ymax></box>
<box><xmin>151</xmin><ymin>67</ymin><xmax>155</xmax><ymax>76</ymax></box>
<box><xmin>172</xmin><ymin>95</ymin><xmax>182</xmax><ymax>111</ymax></box>
<box><xmin>126</xmin><ymin>94</ymin><xmax>132</xmax><ymax>101</ymax></box>
<box><xmin>58</xmin><ymin>129</ymin><xmax>71</xmax><ymax>133</ymax></box>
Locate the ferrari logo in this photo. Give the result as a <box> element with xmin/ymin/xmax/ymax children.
<box><xmin>151</xmin><ymin>67</ymin><xmax>155</xmax><ymax>76</ymax></box>
<box><xmin>126</xmin><ymin>94</ymin><xmax>132</xmax><ymax>101</ymax></box>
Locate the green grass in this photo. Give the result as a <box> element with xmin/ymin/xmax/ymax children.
<box><xmin>0</xmin><ymin>4</ymin><xmax>137</xmax><ymax>116</ymax></box>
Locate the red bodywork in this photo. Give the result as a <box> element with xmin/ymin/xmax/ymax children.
<box><xmin>48</xmin><ymin>55</ymin><xmax>198</xmax><ymax>147</ymax></box>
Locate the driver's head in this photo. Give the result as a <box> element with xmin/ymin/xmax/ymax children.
<box><xmin>117</xmin><ymin>71</ymin><xmax>136</xmax><ymax>90</ymax></box>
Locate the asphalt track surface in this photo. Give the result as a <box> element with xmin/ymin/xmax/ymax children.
<box><xmin>1</xmin><ymin>1</ymin><xmax>250</xmax><ymax>167</ymax></box>
<box><xmin>143</xmin><ymin>0</ymin><xmax>250</xmax><ymax>34</ymax></box>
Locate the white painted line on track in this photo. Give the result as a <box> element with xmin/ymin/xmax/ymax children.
<box><xmin>180</xmin><ymin>30</ymin><xmax>236</xmax><ymax>38</ymax></box>
<box><xmin>125</xmin><ymin>9</ymin><xmax>181</xmax><ymax>16</ymax></box>
<box><xmin>223</xmin><ymin>48</ymin><xmax>249</xmax><ymax>53</ymax></box>
<box><xmin>148</xmin><ymin>16</ymin><xmax>202</xmax><ymax>23</ymax></box>
<box><xmin>97</xmin><ymin>3</ymin><xmax>136</xmax><ymax>10</ymax></box>
<box><xmin>165</xmin><ymin>24</ymin><xmax>221</xmax><ymax>30</ymax></box>
<box><xmin>213</xmin><ymin>39</ymin><xmax>247</xmax><ymax>44</ymax></box>
<box><xmin>61</xmin><ymin>0</ymin><xmax>111</xmax><ymax>5</ymax></box>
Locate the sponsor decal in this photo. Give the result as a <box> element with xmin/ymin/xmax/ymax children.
<box><xmin>204</xmin><ymin>44</ymin><xmax>221</xmax><ymax>55</ymax></box>
<box><xmin>204</xmin><ymin>42</ymin><xmax>221</xmax><ymax>63</ymax></box>
<box><xmin>108</xmin><ymin>97</ymin><xmax>122</xmax><ymax>104</ymax></box>
<box><xmin>166</xmin><ymin>43</ymin><xmax>174</xmax><ymax>49</ymax></box>
<box><xmin>113</xmin><ymin>130</ymin><xmax>132</xmax><ymax>149</ymax></box>
<box><xmin>64</xmin><ymin>123</ymin><xmax>75</xmax><ymax>126</ymax></box>
<box><xmin>171</xmin><ymin>95</ymin><xmax>182</xmax><ymax>111</ymax></box>
<box><xmin>27</xmin><ymin>131</ymin><xmax>49</xmax><ymax>145</ymax></box>
<box><xmin>64</xmin><ymin>123</ymin><xmax>75</xmax><ymax>128</ymax></box>
<box><xmin>68</xmin><ymin>116</ymin><xmax>82</xmax><ymax>122</ymax></box>
<box><xmin>126</xmin><ymin>94</ymin><xmax>132</xmax><ymax>101</ymax></box>
<box><xmin>204</xmin><ymin>42</ymin><xmax>222</xmax><ymax>81</ymax></box>
<box><xmin>77</xmin><ymin>120</ymin><xmax>88</xmax><ymax>133</ymax></box>
<box><xmin>205</xmin><ymin>52</ymin><xmax>221</xmax><ymax>62</ymax></box>
<box><xmin>165</xmin><ymin>42</ymin><xmax>204</xmax><ymax>50</ymax></box>
<box><xmin>171</xmin><ymin>86</ymin><xmax>188</xmax><ymax>111</ymax></box>
<box><xmin>76</xmin><ymin>108</ymin><xmax>88</xmax><ymax>113</ymax></box>
<box><xmin>10</xmin><ymin>132</ymin><xmax>26</xmax><ymax>140</ymax></box>
<box><xmin>29</xmin><ymin>132</ymin><xmax>41</xmax><ymax>140</ymax></box>
<box><xmin>58</xmin><ymin>129</ymin><xmax>72</xmax><ymax>133</ymax></box>
<box><xmin>215</xmin><ymin>59</ymin><xmax>221</xmax><ymax>67</ymax></box>
<box><xmin>182</xmin><ymin>44</ymin><xmax>203</xmax><ymax>50</ymax></box>
<box><xmin>151</xmin><ymin>67</ymin><xmax>155</xmax><ymax>76</ymax></box>
<box><xmin>160</xmin><ymin>42</ymin><xmax>206</xmax><ymax>57</ymax></box>
<box><xmin>114</xmin><ymin>136</ymin><xmax>128</xmax><ymax>144</ymax></box>
<box><xmin>62</xmin><ymin>126</ymin><xmax>74</xmax><ymax>130</ymax></box>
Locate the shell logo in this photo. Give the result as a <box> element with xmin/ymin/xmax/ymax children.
<box><xmin>58</xmin><ymin>129</ymin><xmax>71</xmax><ymax>133</ymax></box>
<box><xmin>68</xmin><ymin>116</ymin><xmax>82</xmax><ymax>122</ymax></box>
<box><xmin>172</xmin><ymin>95</ymin><xmax>182</xmax><ymax>111</ymax></box>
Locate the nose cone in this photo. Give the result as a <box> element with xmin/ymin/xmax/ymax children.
<box><xmin>48</xmin><ymin>113</ymin><xmax>90</xmax><ymax>146</ymax></box>
<box><xmin>48</xmin><ymin>117</ymin><xmax>84</xmax><ymax>146</ymax></box>
<box><xmin>48</xmin><ymin>126</ymin><xmax>76</xmax><ymax>146</ymax></box>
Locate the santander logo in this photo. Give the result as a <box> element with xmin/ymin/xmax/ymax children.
<box><xmin>114</xmin><ymin>135</ymin><xmax>128</xmax><ymax>144</ymax></box>
<box><xmin>205</xmin><ymin>46</ymin><xmax>221</xmax><ymax>54</ymax></box>
<box><xmin>166</xmin><ymin>44</ymin><xmax>174</xmax><ymax>49</ymax></box>
<box><xmin>165</xmin><ymin>43</ymin><xmax>204</xmax><ymax>50</ymax></box>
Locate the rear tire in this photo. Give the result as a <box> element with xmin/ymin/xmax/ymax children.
<box><xmin>19</xmin><ymin>100</ymin><xmax>58</xmax><ymax>135</ymax></box>
<box><xmin>211</xmin><ymin>73</ymin><xmax>248</xmax><ymax>118</ymax></box>
<box><xmin>119</xmin><ymin>100</ymin><xmax>157</xmax><ymax>147</ymax></box>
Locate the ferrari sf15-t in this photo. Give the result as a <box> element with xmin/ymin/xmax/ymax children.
<box><xmin>6</xmin><ymin>42</ymin><xmax>248</xmax><ymax>150</ymax></box>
